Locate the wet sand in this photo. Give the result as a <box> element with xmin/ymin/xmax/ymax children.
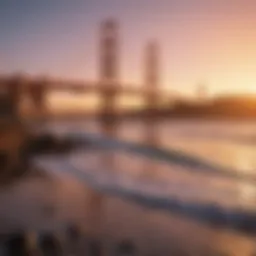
<box><xmin>0</xmin><ymin>170</ymin><xmax>254</xmax><ymax>256</ymax></box>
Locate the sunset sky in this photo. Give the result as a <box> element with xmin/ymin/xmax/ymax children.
<box><xmin>1</xmin><ymin>0</ymin><xmax>256</xmax><ymax>96</ymax></box>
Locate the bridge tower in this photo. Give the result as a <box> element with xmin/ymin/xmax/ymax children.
<box><xmin>144</xmin><ymin>40</ymin><xmax>159</xmax><ymax>146</ymax></box>
<box><xmin>145</xmin><ymin>41</ymin><xmax>159</xmax><ymax>103</ymax></box>
<box><xmin>99</xmin><ymin>18</ymin><xmax>119</xmax><ymax>136</ymax></box>
<box><xmin>89</xmin><ymin>19</ymin><xmax>120</xmax><ymax>235</ymax></box>
<box><xmin>85</xmin><ymin>19</ymin><xmax>119</xmax><ymax>240</ymax></box>
<box><xmin>100</xmin><ymin>18</ymin><xmax>119</xmax><ymax>85</ymax></box>
<box><xmin>99</xmin><ymin>18</ymin><xmax>120</xmax><ymax>170</ymax></box>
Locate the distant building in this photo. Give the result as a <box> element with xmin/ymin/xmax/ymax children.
<box><xmin>196</xmin><ymin>83</ymin><xmax>208</xmax><ymax>101</ymax></box>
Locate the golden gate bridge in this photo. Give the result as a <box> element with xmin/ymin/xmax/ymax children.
<box><xmin>1</xmin><ymin>18</ymin><xmax>254</xmax><ymax>256</ymax></box>
<box><xmin>0</xmin><ymin>18</ymin><xmax>173</xmax><ymax>119</ymax></box>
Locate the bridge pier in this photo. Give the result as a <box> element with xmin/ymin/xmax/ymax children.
<box><xmin>29</xmin><ymin>78</ymin><xmax>47</xmax><ymax>118</ymax></box>
<box><xmin>0</xmin><ymin>74</ymin><xmax>24</xmax><ymax>119</ymax></box>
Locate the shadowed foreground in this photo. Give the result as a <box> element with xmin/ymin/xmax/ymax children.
<box><xmin>0</xmin><ymin>168</ymin><xmax>254</xmax><ymax>256</ymax></box>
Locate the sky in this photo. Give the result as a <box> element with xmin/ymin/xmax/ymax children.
<box><xmin>1</xmin><ymin>0</ymin><xmax>256</xmax><ymax>96</ymax></box>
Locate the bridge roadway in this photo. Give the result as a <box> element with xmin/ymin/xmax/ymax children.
<box><xmin>1</xmin><ymin>75</ymin><xmax>169</xmax><ymax>97</ymax></box>
<box><xmin>39</xmin><ymin>80</ymin><xmax>163</xmax><ymax>97</ymax></box>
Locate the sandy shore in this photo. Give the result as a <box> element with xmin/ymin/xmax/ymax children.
<box><xmin>0</xmin><ymin>169</ymin><xmax>254</xmax><ymax>256</ymax></box>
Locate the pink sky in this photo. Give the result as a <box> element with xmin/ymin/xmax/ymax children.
<box><xmin>1</xmin><ymin>0</ymin><xmax>256</xmax><ymax>96</ymax></box>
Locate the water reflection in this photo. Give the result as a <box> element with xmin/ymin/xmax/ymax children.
<box><xmin>45</xmin><ymin>119</ymin><xmax>256</xmax><ymax>177</ymax></box>
<box><xmin>36</xmin><ymin>119</ymin><xmax>256</xmax><ymax>255</ymax></box>
<box><xmin>36</xmin><ymin>153</ymin><xmax>256</xmax><ymax>255</ymax></box>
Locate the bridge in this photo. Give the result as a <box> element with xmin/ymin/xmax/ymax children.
<box><xmin>1</xmin><ymin>18</ymin><xmax>255</xmax><ymax>256</ymax></box>
<box><xmin>0</xmin><ymin>18</ymin><xmax>172</xmax><ymax>119</ymax></box>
